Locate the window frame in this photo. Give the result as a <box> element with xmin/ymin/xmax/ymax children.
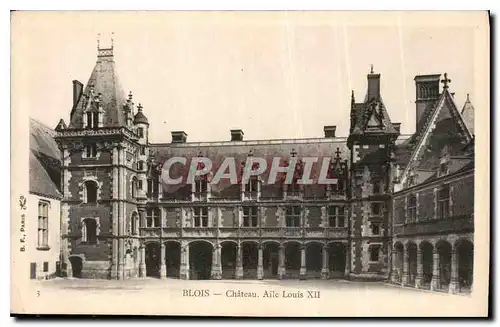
<box><xmin>82</xmin><ymin>218</ymin><xmax>98</xmax><ymax>244</ymax></box>
<box><xmin>328</xmin><ymin>205</ymin><xmax>345</xmax><ymax>228</ymax></box>
<box><xmin>37</xmin><ymin>201</ymin><xmax>49</xmax><ymax>249</ymax></box>
<box><xmin>242</xmin><ymin>206</ymin><xmax>258</xmax><ymax>227</ymax></box>
<box><xmin>369</xmin><ymin>245</ymin><xmax>381</xmax><ymax>262</ymax></box>
<box><xmin>84</xmin><ymin>180</ymin><xmax>98</xmax><ymax>204</ymax></box>
<box><xmin>407</xmin><ymin>194</ymin><xmax>417</xmax><ymax>222</ymax></box>
<box><xmin>285</xmin><ymin>206</ymin><xmax>301</xmax><ymax>227</ymax></box>
<box><xmin>437</xmin><ymin>185</ymin><xmax>450</xmax><ymax>219</ymax></box>
<box><xmin>193</xmin><ymin>207</ymin><xmax>209</xmax><ymax>227</ymax></box>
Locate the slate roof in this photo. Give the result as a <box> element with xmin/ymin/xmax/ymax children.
<box><xmin>29</xmin><ymin>151</ymin><xmax>61</xmax><ymax>199</ymax></box>
<box><xmin>151</xmin><ymin>137</ymin><xmax>350</xmax><ymax>198</ymax></box>
<box><xmin>69</xmin><ymin>47</ymin><xmax>127</xmax><ymax>128</ymax></box>
<box><xmin>29</xmin><ymin>118</ymin><xmax>61</xmax><ymax>199</ymax></box>
<box><xmin>461</xmin><ymin>94</ymin><xmax>475</xmax><ymax>135</ymax></box>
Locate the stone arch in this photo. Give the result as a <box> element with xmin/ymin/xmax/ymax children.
<box><xmin>261</xmin><ymin>240</ymin><xmax>281</xmax><ymax>246</ymax></box>
<box><xmin>419</xmin><ymin>241</ymin><xmax>434</xmax><ymax>286</ymax></box>
<box><xmin>189</xmin><ymin>240</ymin><xmax>213</xmax><ymax>280</ymax></box>
<box><xmin>220</xmin><ymin>241</ymin><xmax>237</xmax><ymax>279</ymax></box>
<box><xmin>241</xmin><ymin>242</ymin><xmax>259</xmax><ymax>279</ymax></box>
<box><xmin>326</xmin><ymin>242</ymin><xmax>347</xmax><ymax>278</ymax></box>
<box><xmin>263</xmin><ymin>242</ymin><xmax>280</xmax><ymax>279</ymax></box>
<box><xmin>145</xmin><ymin>242</ymin><xmax>161</xmax><ymax>277</ymax></box>
<box><xmin>406</xmin><ymin>241</ymin><xmax>418</xmax><ymax>286</ymax></box>
<box><xmin>455</xmin><ymin>238</ymin><xmax>473</xmax><ymax>292</ymax></box>
<box><xmin>164</xmin><ymin>240</ymin><xmax>181</xmax><ymax>278</ymax></box>
<box><xmin>82</xmin><ymin>179</ymin><xmax>99</xmax><ymax>204</ymax></box>
<box><xmin>68</xmin><ymin>254</ymin><xmax>84</xmax><ymax>278</ymax></box>
<box><xmin>284</xmin><ymin>242</ymin><xmax>301</xmax><ymax>278</ymax></box>
<box><xmin>305</xmin><ymin>241</ymin><xmax>323</xmax><ymax>279</ymax></box>
<box><xmin>436</xmin><ymin>239</ymin><xmax>453</xmax><ymax>290</ymax></box>
<box><xmin>393</xmin><ymin>241</ymin><xmax>405</xmax><ymax>283</ymax></box>
<box><xmin>186</xmin><ymin>239</ymin><xmax>214</xmax><ymax>248</ymax></box>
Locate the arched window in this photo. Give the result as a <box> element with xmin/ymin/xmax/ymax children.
<box><xmin>82</xmin><ymin>218</ymin><xmax>97</xmax><ymax>243</ymax></box>
<box><xmin>84</xmin><ymin>181</ymin><xmax>98</xmax><ymax>204</ymax></box>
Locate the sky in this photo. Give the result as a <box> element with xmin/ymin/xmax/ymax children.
<box><xmin>12</xmin><ymin>11</ymin><xmax>482</xmax><ymax>143</ymax></box>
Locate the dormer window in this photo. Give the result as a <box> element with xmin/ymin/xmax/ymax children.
<box><xmin>85</xmin><ymin>111</ymin><xmax>100</xmax><ymax>129</ymax></box>
<box><xmin>137</xmin><ymin>127</ymin><xmax>144</xmax><ymax>138</ymax></box>
<box><xmin>195</xmin><ymin>179</ymin><xmax>208</xmax><ymax>194</ymax></box>
<box><xmin>373</xmin><ymin>181</ymin><xmax>381</xmax><ymax>194</ymax></box>
<box><xmin>439</xmin><ymin>162</ymin><xmax>449</xmax><ymax>177</ymax></box>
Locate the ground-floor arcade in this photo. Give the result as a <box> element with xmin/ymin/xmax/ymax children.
<box><xmin>138</xmin><ymin>239</ymin><xmax>350</xmax><ymax>280</ymax></box>
<box><xmin>391</xmin><ymin>234</ymin><xmax>473</xmax><ymax>294</ymax></box>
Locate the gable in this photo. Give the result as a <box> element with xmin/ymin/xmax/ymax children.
<box><xmin>399</xmin><ymin>90</ymin><xmax>472</xmax><ymax>187</ymax></box>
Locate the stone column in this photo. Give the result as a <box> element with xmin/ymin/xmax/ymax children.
<box><xmin>180</xmin><ymin>244</ymin><xmax>190</xmax><ymax>280</ymax></box>
<box><xmin>321</xmin><ymin>245</ymin><xmax>329</xmax><ymax>279</ymax></box>
<box><xmin>299</xmin><ymin>244</ymin><xmax>307</xmax><ymax>280</ymax></box>
<box><xmin>449</xmin><ymin>246</ymin><xmax>458</xmax><ymax>294</ymax></box>
<box><xmin>415</xmin><ymin>248</ymin><xmax>423</xmax><ymax>288</ymax></box>
<box><xmin>344</xmin><ymin>244</ymin><xmax>350</xmax><ymax>277</ymax></box>
<box><xmin>139</xmin><ymin>245</ymin><xmax>146</xmax><ymax>278</ymax></box>
<box><xmin>257</xmin><ymin>244</ymin><xmax>264</xmax><ymax>280</ymax></box>
<box><xmin>390</xmin><ymin>249</ymin><xmax>398</xmax><ymax>283</ymax></box>
<box><xmin>278</xmin><ymin>244</ymin><xmax>285</xmax><ymax>279</ymax></box>
<box><xmin>160</xmin><ymin>242</ymin><xmax>167</xmax><ymax>279</ymax></box>
<box><xmin>211</xmin><ymin>244</ymin><xmax>222</xmax><ymax>280</ymax></box>
<box><xmin>430</xmin><ymin>249</ymin><xmax>440</xmax><ymax>291</ymax></box>
<box><xmin>402</xmin><ymin>247</ymin><xmax>409</xmax><ymax>286</ymax></box>
<box><xmin>235</xmin><ymin>243</ymin><xmax>243</xmax><ymax>279</ymax></box>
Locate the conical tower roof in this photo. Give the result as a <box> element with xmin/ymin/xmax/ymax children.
<box><xmin>69</xmin><ymin>43</ymin><xmax>127</xmax><ymax>128</ymax></box>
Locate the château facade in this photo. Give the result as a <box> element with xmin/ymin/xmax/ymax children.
<box><xmin>48</xmin><ymin>43</ymin><xmax>474</xmax><ymax>293</ymax></box>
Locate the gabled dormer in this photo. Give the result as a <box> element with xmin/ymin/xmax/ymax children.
<box><xmin>348</xmin><ymin>67</ymin><xmax>399</xmax><ymax>146</ymax></box>
<box><xmin>397</xmin><ymin>73</ymin><xmax>473</xmax><ymax>191</ymax></box>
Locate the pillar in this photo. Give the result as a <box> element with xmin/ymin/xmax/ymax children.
<box><xmin>344</xmin><ymin>244</ymin><xmax>350</xmax><ymax>277</ymax></box>
<box><xmin>257</xmin><ymin>244</ymin><xmax>264</xmax><ymax>280</ymax></box>
<box><xmin>139</xmin><ymin>245</ymin><xmax>146</xmax><ymax>278</ymax></box>
<box><xmin>211</xmin><ymin>244</ymin><xmax>222</xmax><ymax>280</ymax></box>
<box><xmin>160</xmin><ymin>243</ymin><xmax>167</xmax><ymax>279</ymax></box>
<box><xmin>278</xmin><ymin>244</ymin><xmax>285</xmax><ymax>279</ymax></box>
<box><xmin>402</xmin><ymin>247</ymin><xmax>409</xmax><ymax>286</ymax></box>
<box><xmin>430</xmin><ymin>249</ymin><xmax>440</xmax><ymax>291</ymax></box>
<box><xmin>235</xmin><ymin>244</ymin><xmax>243</xmax><ymax>279</ymax></box>
<box><xmin>299</xmin><ymin>244</ymin><xmax>307</xmax><ymax>280</ymax></box>
<box><xmin>180</xmin><ymin>244</ymin><xmax>189</xmax><ymax>280</ymax></box>
<box><xmin>321</xmin><ymin>245</ymin><xmax>329</xmax><ymax>279</ymax></box>
<box><xmin>415</xmin><ymin>247</ymin><xmax>423</xmax><ymax>288</ymax></box>
<box><xmin>390</xmin><ymin>249</ymin><xmax>398</xmax><ymax>283</ymax></box>
<box><xmin>448</xmin><ymin>246</ymin><xmax>458</xmax><ymax>294</ymax></box>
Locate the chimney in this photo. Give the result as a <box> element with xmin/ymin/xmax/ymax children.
<box><xmin>171</xmin><ymin>131</ymin><xmax>187</xmax><ymax>143</ymax></box>
<box><xmin>392</xmin><ymin>123</ymin><xmax>401</xmax><ymax>133</ymax></box>
<box><xmin>72</xmin><ymin>80</ymin><xmax>83</xmax><ymax>108</ymax></box>
<box><xmin>230</xmin><ymin>129</ymin><xmax>244</xmax><ymax>141</ymax></box>
<box><xmin>414</xmin><ymin>74</ymin><xmax>441</xmax><ymax>131</ymax></box>
<box><xmin>366</xmin><ymin>65</ymin><xmax>381</xmax><ymax>101</ymax></box>
<box><xmin>323</xmin><ymin>125</ymin><xmax>336</xmax><ymax>138</ymax></box>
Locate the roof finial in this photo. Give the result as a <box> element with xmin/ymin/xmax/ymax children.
<box><xmin>370</xmin><ymin>64</ymin><xmax>374</xmax><ymax>74</ymax></box>
<box><xmin>441</xmin><ymin>72</ymin><xmax>451</xmax><ymax>89</ymax></box>
<box><xmin>137</xmin><ymin>103</ymin><xmax>143</xmax><ymax>112</ymax></box>
<box><xmin>111</xmin><ymin>32</ymin><xmax>115</xmax><ymax>48</ymax></box>
<box><xmin>97</xmin><ymin>33</ymin><xmax>101</xmax><ymax>49</ymax></box>
<box><xmin>466</xmin><ymin>93</ymin><xmax>470</xmax><ymax>102</ymax></box>
<box><xmin>128</xmin><ymin>91</ymin><xmax>133</xmax><ymax>102</ymax></box>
